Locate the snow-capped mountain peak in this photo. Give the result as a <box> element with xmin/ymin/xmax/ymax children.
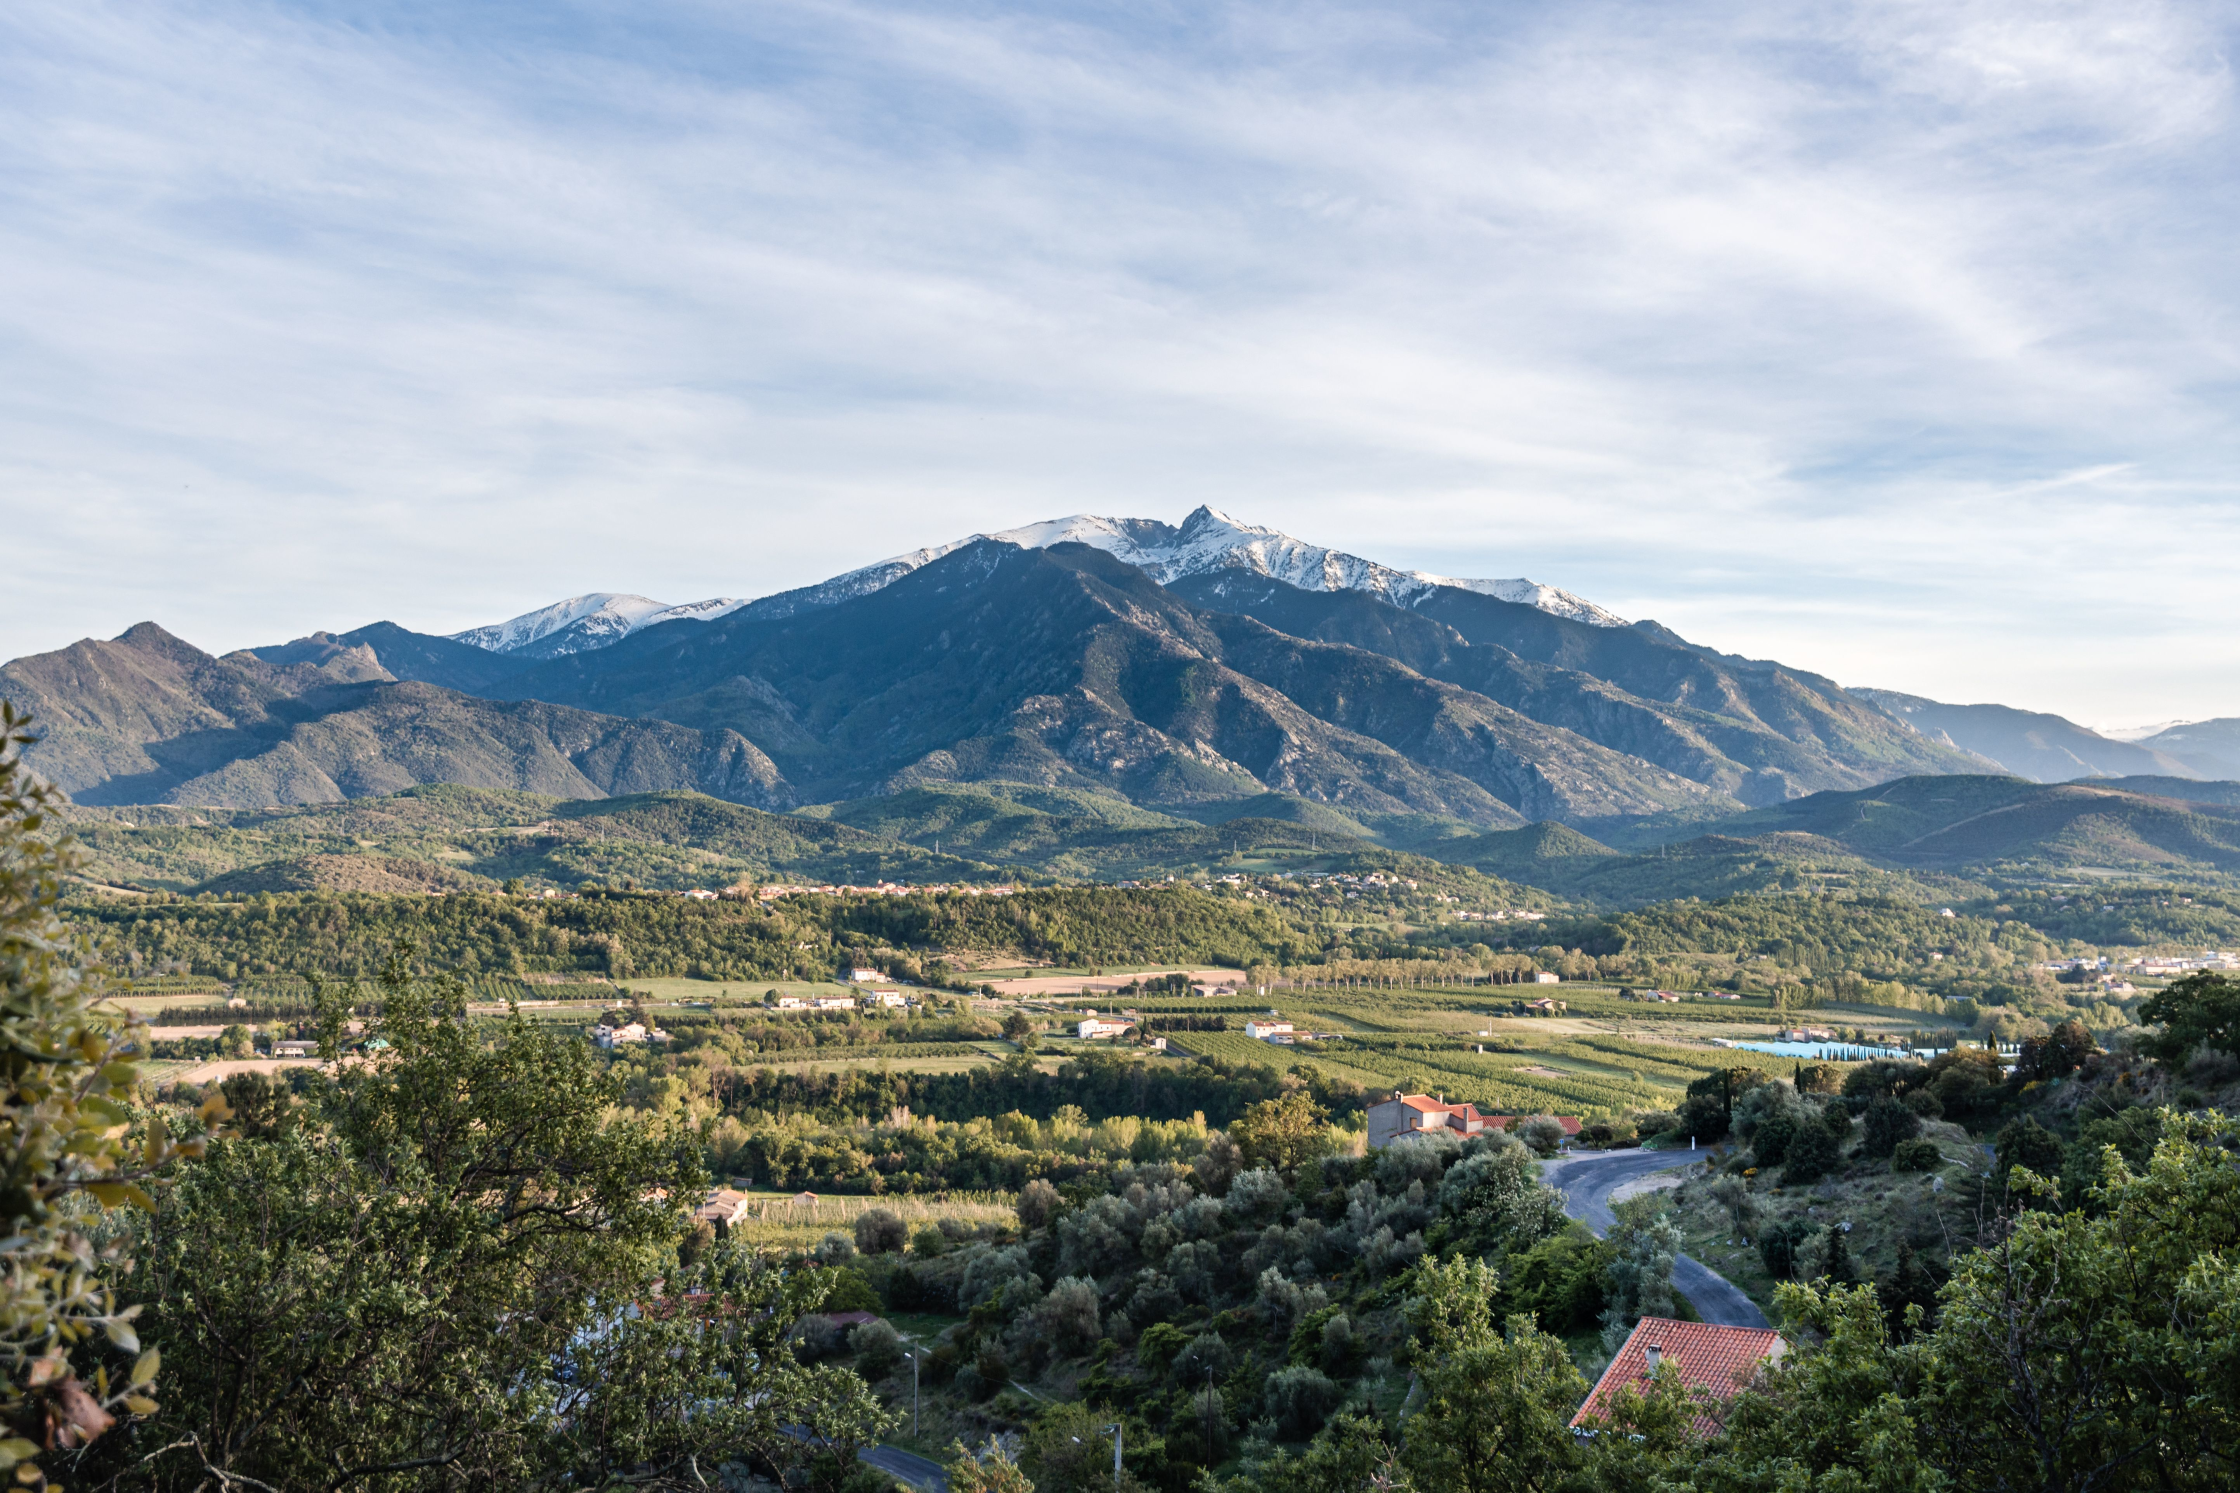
<box><xmin>983</xmin><ymin>506</ymin><xmax>1628</xmax><ymax>625</ymax></box>
<box><xmin>452</xmin><ymin>592</ymin><xmax>745</xmax><ymax>658</ymax></box>
<box><xmin>455</xmin><ymin>509</ymin><xmax>1620</xmax><ymax>659</ymax></box>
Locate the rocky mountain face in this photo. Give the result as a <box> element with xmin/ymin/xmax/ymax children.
<box><xmin>2130</xmin><ymin>719</ymin><xmax>2240</xmax><ymax>780</ymax></box>
<box><xmin>1167</xmin><ymin>572</ymin><xmax>1978</xmax><ymax>805</ymax></box>
<box><xmin>476</xmin><ymin>540</ymin><xmax>1967</xmax><ymax>825</ymax></box>
<box><xmin>2</xmin><ymin>625</ymin><xmax>787</xmax><ymax>808</ymax></box>
<box><xmin>1854</xmin><ymin>689</ymin><xmax>2200</xmax><ymax>783</ymax></box>
<box><xmin>0</xmin><ymin>520</ymin><xmax>2016</xmax><ymax>821</ymax></box>
<box><xmin>450</xmin><ymin>592</ymin><xmax>746</xmax><ymax>659</ymax></box>
<box><xmin>453</xmin><ymin>505</ymin><xmax>1628</xmax><ymax>649</ymax></box>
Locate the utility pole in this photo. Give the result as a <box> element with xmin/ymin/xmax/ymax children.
<box><xmin>900</xmin><ymin>1337</ymin><xmax>921</xmax><ymax>1439</ymax></box>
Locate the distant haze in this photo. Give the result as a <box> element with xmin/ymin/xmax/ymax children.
<box><xmin>4</xmin><ymin>1</ymin><xmax>2239</xmax><ymax>723</ymax></box>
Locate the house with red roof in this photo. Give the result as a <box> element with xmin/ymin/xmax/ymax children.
<box><xmin>1571</xmin><ymin>1317</ymin><xmax>1785</xmax><ymax>1434</ymax></box>
<box><xmin>1365</xmin><ymin>1092</ymin><xmax>1583</xmax><ymax>1150</ymax></box>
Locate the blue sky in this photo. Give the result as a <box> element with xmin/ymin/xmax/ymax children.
<box><xmin>4</xmin><ymin>0</ymin><xmax>2237</xmax><ymax>725</ymax></box>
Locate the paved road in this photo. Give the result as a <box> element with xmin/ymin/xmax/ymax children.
<box><xmin>1542</xmin><ymin>1149</ymin><xmax>1771</xmax><ymax>1330</ymax></box>
<box><xmin>860</xmin><ymin>1444</ymin><xmax>948</xmax><ymax>1492</ymax></box>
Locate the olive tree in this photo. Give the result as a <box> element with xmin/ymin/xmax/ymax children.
<box><xmin>89</xmin><ymin>947</ymin><xmax>891</xmax><ymax>1491</ymax></box>
<box><xmin>0</xmin><ymin>705</ymin><xmax>204</xmax><ymax>1488</ymax></box>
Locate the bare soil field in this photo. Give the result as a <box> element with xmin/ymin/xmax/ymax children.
<box><xmin>990</xmin><ymin>967</ymin><xmax>1245</xmax><ymax>997</ymax></box>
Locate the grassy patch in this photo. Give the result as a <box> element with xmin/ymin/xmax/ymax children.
<box><xmin>713</xmin><ymin>1190</ymin><xmax>1018</xmax><ymax>1252</ymax></box>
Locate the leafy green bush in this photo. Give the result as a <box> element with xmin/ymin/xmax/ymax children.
<box><xmin>1757</xmin><ymin>1217</ymin><xmax>1818</xmax><ymax>1279</ymax></box>
<box><xmin>854</xmin><ymin>1206</ymin><xmax>908</xmax><ymax>1254</ymax></box>
<box><xmin>1262</xmin><ymin>1366</ymin><xmax>1343</xmax><ymax>1441</ymax></box>
<box><xmin>1891</xmin><ymin>1138</ymin><xmax>1943</xmax><ymax>1173</ymax></box>
<box><xmin>849</xmin><ymin>1319</ymin><xmax>904</xmax><ymax>1378</ymax></box>
<box><xmin>1782</xmin><ymin>1120</ymin><xmax>1842</xmax><ymax>1184</ymax></box>
<box><xmin>0</xmin><ymin>704</ymin><xmax>196</xmax><ymax>1483</ymax></box>
<box><xmin>1861</xmin><ymin>1095</ymin><xmax>1922</xmax><ymax>1158</ymax></box>
<box><xmin>1996</xmin><ymin>1116</ymin><xmax>2065</xmax><ymax>1181</ymax></box>
<box><xmin>1498</xmin><ymin>1229</ymin><xmax>1611</xmax><ymax>1333</ymax></box>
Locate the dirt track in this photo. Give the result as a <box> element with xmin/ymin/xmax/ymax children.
<box><xmin>163</xmin><ymin>1057</ymin><xmax>328</xmax><ymax>1085</ymax></box>
<box><xmin>989</xmin><ymin>967</ymin><xmax>1247</xmax><ymax>997</ymax></box>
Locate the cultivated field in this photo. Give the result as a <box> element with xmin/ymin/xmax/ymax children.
<box><xmin>1110</xmin><ymin>981</ymin><xmax>1937</xmax><ymax>1116</ymax></box>
<box><xmin>712</xmin><ymin>1188</ymin><xmax>1018</xmax><ymax>1251</ymax></box>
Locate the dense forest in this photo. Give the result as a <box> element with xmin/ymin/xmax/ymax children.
<box><xmin>65</xmin><ymin>877</ymin><xmax>2174</xmax><ymax>1047</ymax></box>
<box><xmin>69</xmin><ymin>884</ymin><xmax>1321</xmax><ymax>983</ymax></box>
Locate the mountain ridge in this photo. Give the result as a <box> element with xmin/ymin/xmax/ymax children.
<box><xmin>485</xmin><ymin>540</ymin><xmax>1725</xmax><ymax>825</ymax></box>
<box><xmin>447</xmin><ymin>506</ymin><xmax>1629</xmax><ymax>656</ymax></box>
<box><xmin>0</xmin><ymin>625</ymin><xmax>790</xmax><ymax>809</ymax></box>
<box><xmin>3</xmin><ymin>515</ymin><xmax>2161</xmax><ymax>852</ymax></box>
<box><xmin>1854</xmin><ymin>688</ymin><xmax>2199</xmax><ymax>783</ymax></box>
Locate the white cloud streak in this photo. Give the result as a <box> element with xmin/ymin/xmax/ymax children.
<box><xmin>0</xmin><ymin>0</ymin><xmax>2236</xmax><ymax>724</ymax></box>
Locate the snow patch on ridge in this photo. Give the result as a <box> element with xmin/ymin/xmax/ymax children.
<box><xmin>452</xmin><ymin>592</ymin><xmax>744</xmax><ymax>656</ymax></box>
<box><xmin>987</xmin><ymin>507</ymin><xmax>1629</xmax><ymax>625</ymax></box>
<box><xmin>456</xmin><ymin>507</ymin><xmax>1622</xmax><ymax>659</ymax></box>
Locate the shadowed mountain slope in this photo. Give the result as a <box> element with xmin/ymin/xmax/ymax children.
<box><xmin>1167</xmin><ymin>572</ymin><xmax>1979</xmax><ymax>803</ymax></box>
<box><xmin>253</xmin><ymin>622</ymin><xmax>535</xmax><ymax>694</ymax></box>
<box><xmin>2133</xmin><ymin>719</ymin><xmax>2240</xmax><ymax>780</ymax></box>
<box><xmin>1696</xmin><ymin>774</ymin><xmax>2240</xmax><ymax>872</ymax></box>
<box><xmin>1853</xmin><ymin>690</ymin><xmax>2198</xmax><ymax>783</ymax></box>
<box><xmin>491</xmin><ymin>543</ymin><xmax>1727</xmax><ymax>828</ymax></box>
<box><xmin>1</xmin><ymin>626</ymin><xmax>788</xmax><ymax>809</ymax></box>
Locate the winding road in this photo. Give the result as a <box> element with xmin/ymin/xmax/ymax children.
<box><xmin>859</xmin><ymin>1443</ymin><xmax>948</xmax><ymax>1492</ymax></box>
<box><xmin>1541</xmin><ymin>1149</ymin><xmax>1771</xmax><ymax>1330</ymax></box>
<box><xmin>842</xmin><ymin>1150</ymin><xmax>1764</xmax><ymax>1490</ymax></box>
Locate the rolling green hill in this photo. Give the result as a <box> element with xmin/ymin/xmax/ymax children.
<box><xmin>60</xmin><ymin>786</ymin><xmax>1005</xmax><ymax>894</ymax></box>
<box><xmin>1412</xmin><ymin>821</ymin><xmax>1974</xmax><ymax>909</ymax></box>
<box><xmin>58</xmin><ymin>783</ymin><xmax>1514</xmax><ymax>898</ymax></box>
<box><xmin>1699</xmin><ymin>775</ymin><xmax>2240</xmax><ymax>873</ymax></box>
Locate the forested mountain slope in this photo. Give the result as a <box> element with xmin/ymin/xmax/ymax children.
<box><xmin>0</xmin><ymin>524</ymin><xmax>2139</xmax><ymax>840</ymax></box>
<box><xmin>1854</xmin><ymin>689</ymin><xmax>2197</xmax><ymax>782</ymax></box>
<box><xmin>1700</xmin><ymin>774</ymin><xmax>2240</xmax><ymax>872</ymax></box>
<box><xmin>490</xmin><ymin>542</ymin><xmax>1720</xmax><ymax>826</ymax></box>
<box><xmin>3</xmin><ymin>626</ymin><xmax>786</xmax><ymax>808</ymax></box>
<box><xmin>1168</xmin><ymin>572</ymin><xmax>1979</xmax><ymax>803</ymax></box>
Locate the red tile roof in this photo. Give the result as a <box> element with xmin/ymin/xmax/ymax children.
<box><xmin>1388</xmin><ymin>1095</ymin><xmax>1586</xmax><ymax>1138</ymax></box>
<box><xmin>1571</xmin><ymin>1317</ymin><xmax>1784</xmax><ymax>1432</ymax></box>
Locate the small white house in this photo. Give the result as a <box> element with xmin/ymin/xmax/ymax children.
<box><xmin>1243</xmin><ymin>1020</ymin><xmax>1294</xmax><ymax>1041</ymax></box>
<box><xmin>812</xmin><ymin>995</ymin><xmax>857</xmax><ymax>1011</ymax></box>
<box><xmin>1534</xmin><ymin>971</ymin><xmax>1561</xmax><ymax>984</ymax></box>
<box><xmin>776</xmin><ymin>996</ymin><xmax>808</xmax><ymax>1010</ymax></box>
<box><xmin>1078</xmin><ymin>1017</ymin><xmax>1134</xmax><ymax>1040</ymax></box>
<box><xmin>848</xmin><ymin>968</ymin><xmax>884</xmax><ymax>983</ymax></box>
<box><xmin>593</xmin><ymin>1022</ymin><xmax>671</xmax><ymax>1048</ymax></box>
<box><xmin>866</xmin><ymin>990</ymin><xmax>908</xmax><ymax>1008</ymax></box>
<box><xmin>697</xmin><ymin>1187</ymin><xmax>751</xmax><ymax>1230</ymax></box>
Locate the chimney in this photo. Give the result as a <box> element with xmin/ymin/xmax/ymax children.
<box><xmin>1643</xmin><ymin>1344</ymin><xmax>1662</xmax><ymax>1375</ymax></box>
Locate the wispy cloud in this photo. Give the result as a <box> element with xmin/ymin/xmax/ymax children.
<box><xmin>1</xmin><ymin>0</ymin><xmax>2235</xmax><ymax>723</ymax></box>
